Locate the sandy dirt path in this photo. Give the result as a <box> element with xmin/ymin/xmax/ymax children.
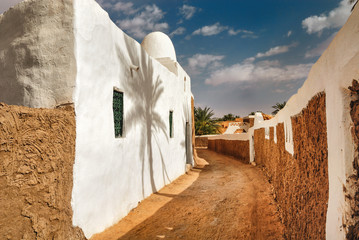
<box><xmin>91</xmin><ymin>149</ymin><xmax>284</xmax><ymax>240</ymax></box>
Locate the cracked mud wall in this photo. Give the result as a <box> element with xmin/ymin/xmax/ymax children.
<box><xmin>208</xmin><ymin>139</ymin><xmax>250</xmax><ymax>163</ymax></box>
<box><xmin>254</xmin><ymin>92</ymin><xmax>328</xmax><ymax>239</ymax></box>
<box><xmin>0</xmin><ymin>103</ymin><xmax>85</xmax><ymax>239</ymax></box>
<box><xmin>347</xmin><ymin>80</ymin><xmax>359</xmax><ymax>239</ymax></box>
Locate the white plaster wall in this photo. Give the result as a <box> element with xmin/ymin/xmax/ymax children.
<box><xmin>248</xmin><ymin>7</ymin><xmax>359</xmax><ymax>239</ymax></box>
<box><xmin>0</xmin><ymin>0</ymin><xmax>76</xmax><ymax>108</ymax></box>
<box><xmin>71</xmin><ymin>0</ymin><xmax>193</xmax><ymax>238</ymax></box>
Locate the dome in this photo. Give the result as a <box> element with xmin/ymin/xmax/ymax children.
<box><xmin>141</xmin><ymin>32</ymin><xmax>177</xmax><ymax>62</ymax></box>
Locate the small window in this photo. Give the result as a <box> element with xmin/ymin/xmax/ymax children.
<box><xmin>169</xmin><ymin>110</ymin><xmax>174</xmax><ymax>138</ymax></box>
<box><xmin>113</xmin><ymin>90</ymin><xmax>124</xmax><ymax>137</ymax></box>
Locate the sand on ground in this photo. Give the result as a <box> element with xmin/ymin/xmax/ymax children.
<box><xmin>91</xmin><ymin>148</ymin><xmax>284</xmax><ymax>240</ymax></box>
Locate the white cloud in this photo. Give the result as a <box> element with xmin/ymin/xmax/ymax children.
<box><xmin>228</xmin><ymin>29</ymin><xmax>242</xmax><ymax>36</ymax></box>
<box><xmin>241</xmin><ymin>34</ymin><xmax>258</xmax><ymax>39</ymax></box>
<box><xmin>244</xmin><ymin>57</ymin><xmax>255</xmax><ymax>64</ymax></box>
<box><xmin>193</xmin><ymin>25</ymin><xmax>255</xmax><ymax>37</ymax></box>
<box><xmin>96</xmin><ymin>0</ymin><xmax>114</xmax><ymax>9</ymax></box>
<box><xmin>170</xmin><ymin>27</ymin><xmax>186</xmax><ymax>37</ymax></box>
<box><xmin>179</xmin><ymin>4</ymin><xmax>197</xmax><ymax>20</ymax></box>
<box><xmin>193</xmin><ymin>22</ymin><xmax>228</xmax><ymax>36</ymax></box>
<box><xmin>117</xmin><ymin>4</ymin><xmax>169</xmax><ymax>39</ymax></box>
<box><xmin>287</xmin><ymin>31</ymin><xmax>292</xmax><ymax>37</ymax></box>
<box><xmin>305</xmin><ymin>32</ymin><xmax>337</xmax><ymax>58</ymax></box>
<box><xmin>302</xmin><ymin>0</ymin><xmax>354</xmax><ymax>34</ymax></box>
<box><xmin>187</xmin><ymin>54</ymin><xmax>225</xmax><ymax>75</ymax></box>
<box><xmin>228</xmin><ymin>28</ymin><xmax>255</xmax><ymax>36</ymax></box>
<box><xmin>0</xmin><ymin>0</ymin><xmax>23</xmax><ymax>14</ymax></box>
<box><xmin>255</xmin><ymin>43</ymin><xmax>297</xmax><ymax>58</ymax></box>
<box><xmin>113</xmin><ymin>2</ymin><xmax>137</xmax><ymax>15</ymax></box>
<box><xmin>205</xmin><ymin>60</ymin><xmax>313</xmax><ymax>86</ymax></box>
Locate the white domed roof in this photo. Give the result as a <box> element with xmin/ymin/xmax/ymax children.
<box><xmin>141</xmin><ymin>32</ymin><xmax>177</xmax><ymax>61</ymax></box>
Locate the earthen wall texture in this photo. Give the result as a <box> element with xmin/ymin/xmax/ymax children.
<box><xmin>254</xmin><ymin>92</ymin><xmax>328</xmax><ymax>239</ymax></box>
<box><xmin>347</xmin><ymin>80</ymin><xmax>359</xmax><ymax>239</ymax></box>
<box><xmin>208</xmin><ymin>139</ymin><xmax>250</xmax><ymax>163</ymax></box>
<box><xmin>195</xmin><ymin>136</ymin><xmax>208</xmax><ymax>148</ymax></box>
<box><xmin>0</xmin><ymin>103</ymin><xmax>85</xmax><ymax>239</ymax></box>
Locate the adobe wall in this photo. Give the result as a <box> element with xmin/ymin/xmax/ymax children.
<box><xmin>254</xmin><ymin>93</ymin><xmax>328</xmax><ymax>239</ymax></box>
<box><xmin>248</xmin><ymin>6</ymin><xmax>359</xmax><ymax>239</ymax></box>
<box><xmin>346</xmin><ymin>80</ymin><xmax>359</xmax><ymax>239</ymax></box>
<box><xmin>195</xmin><ymin>136</ymin><xmax>208</xmax><ymax>148</ymax></box>
<box><xmin>0</xmin><ymin>103</ymin><xmax>85</xmax><ymax>239</ymax></box>
<box><xmin>208</xmin><ymin>139</ymin><xmax>250</xmax><ymax>163</ymax></box>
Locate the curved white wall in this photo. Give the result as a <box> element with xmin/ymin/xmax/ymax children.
<box><xmin>141</xmin><ymin>31</ymin><xmax>177</xmax><ymax>62</ymax></box>
<box><xmin>0</xmin><ymin>0</ymin><xmax>76</xmax><ymax>108</ymax></box>
<box><xmin>71</xmin><ymin>0</ymin><xmax>193</xmax><ymax>238</ymax></box>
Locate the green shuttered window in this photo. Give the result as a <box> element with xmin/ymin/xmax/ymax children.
<box><xmin>113</xmin><ymin>90</ymin><xmax>124</xmax><ymax>137</ymax></box>
<box><xmin>169</xmin><ymin>110</ymin><xmax>173</xmax><ymax>138</ymax></box>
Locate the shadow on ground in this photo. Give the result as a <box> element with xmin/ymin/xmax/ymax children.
<box><xmin>92</xmin><ymin>149</ymin><xmax>284</xmax><ymax>240</ymax></box>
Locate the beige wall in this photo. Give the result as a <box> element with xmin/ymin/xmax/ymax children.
<box><xmin>254</xmin><ymin>93</ymin><xmax>328</xmax><ymax>239</ymax></box>
<box><xmin>208</xmin><ymin>139</ymin><xmax>250</xmax><ymax>163</ymax></box>
<box><xmin>0</xmin><ymin>103</ymin><xmax>85</xmax><ymax>239</ymax></box>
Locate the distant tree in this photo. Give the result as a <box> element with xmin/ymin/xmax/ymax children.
<box><xmin>248</xmin><ymin>111</ymin><xmax>262</xmax><ymax>116</ymax></box>
<box><xmin>216</xmin><ymin>113</ymin><xmax>241</xmax><ymax>121</ymax></box>
<box><xmin>221</xmin><ymin>113</ymin><xmax>235</xmax><ymax>121</ymax></box>
<box><xmin>194</xmin><ymin>106</ymin><xmax>220</xmax><ymax>135</ymax></box>
<box><xmin>271</xmin><ymin>101</ymin><xmax>286</xmax><ymax>115</ymax></box>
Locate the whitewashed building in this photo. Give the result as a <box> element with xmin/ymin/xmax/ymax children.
<box><xmin>0</xmin><ymin>0</ymin><xmax>194</xmax><ymax>238</ymax></box>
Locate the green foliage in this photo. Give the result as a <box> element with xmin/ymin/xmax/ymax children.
<box><xmin>194</xmin><ymin>106</ymin><xmax>220</xmax><ymax>136</ymax></box>
<box><xmin>248</xmin><ymin>111</ymin><xmax>262</xmax><ymax>116</ymax></box>
<box><xmin>271</xmin><ymin>101</ymin><xmax>286</xmax><ymax>115</ymax></box>
<box><xmin>221</xmin><ymin>113</ymin><xmax>235</xmax><ymax>121</ymax></box>
<box><xmin>217</xmin><ymin>113</ymin><xmax>240</xmax><ymax>121</ymax></box>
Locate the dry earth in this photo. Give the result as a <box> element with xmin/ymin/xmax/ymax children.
<box><xmin>92</xmin><ymin>149</ymin><xmax>284</xmax><ymax>240</ymax></box>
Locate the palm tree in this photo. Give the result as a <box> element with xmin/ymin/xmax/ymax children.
<box><xmin>272</xmin><ymin>101</ymin><xmax>286</xmax><ymax>115</ymax></box>
<box><xmin>221</xmin><ymin>113</ymin><xmax>235</xmax><ymax>121</ymax></box>
<box><xmin>194</xmin><ymin>106</ymin><xmax>220</xmax><ymax>135</ymax></box>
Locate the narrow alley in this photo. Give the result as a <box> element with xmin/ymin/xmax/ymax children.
<box><xmin>92</xmin><ymin>149</ymin><xmax>284</xmax><ymax>240</ymax></box>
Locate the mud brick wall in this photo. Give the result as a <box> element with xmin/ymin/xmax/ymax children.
<box><xmin>0</xmin><ymin>103</ymin><xmax>85</xmax><ymax>239</ymax></box>
<box><xmin>195</xmin><ymin>136</ymin><xmax>208</xmax><ymax>148</ymax></box>
<box><xmin>208</xmin><ymin>139</ymin><xmax>250</xmax><ymax>163</ymax></box>
<box><xmin>254</xmin><ymin>92</ymin><xmax>328</xmax><ymax>239</ymax></box>
<box><xmin>347</xmin><ymin>80</ymin><xmax>359</xmax><ymax>239</ymax></box>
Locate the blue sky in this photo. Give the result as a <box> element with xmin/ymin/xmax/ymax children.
<box><xmin>1</xmin><ymin>0</ymin><xmax>355</xmax><ymax>117</ymax></box>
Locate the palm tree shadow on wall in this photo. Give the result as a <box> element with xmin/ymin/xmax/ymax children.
<box><xmin>116</xmin><ymin>43</ymin><xmax>170</xmax><ymax>198</ymax></box>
